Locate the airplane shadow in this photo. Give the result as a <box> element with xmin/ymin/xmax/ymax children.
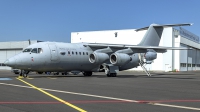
<box><xmin>0</xmin><ymin>73</ymin><xmax>196</xmax><ymax>80</ymax></box>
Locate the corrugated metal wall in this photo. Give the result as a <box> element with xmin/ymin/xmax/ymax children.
<box><xmin>0</xmin><ymin>40</ymin><xmax>39</xmax><ymax>69</ymax></box>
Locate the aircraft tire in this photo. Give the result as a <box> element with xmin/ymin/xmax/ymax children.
<box><xmin>23</xmin><ymin>73</ymin><xmax>27</xmax><ymax>78</ymax></box>
<box><xmin>107</xmin><ymin>73</ymin><xmax>117</xmax><ymax>77</ymax></box>
<box><xmin>38</xmin><ymin>72</ymin><xmax>43</xmax><ymax>74</ymax></box>
<box><xmin>83</xmin><ymin>72</ymin><xmax>92</xmax><ymax>76</ymax></box>
<box><xmin>106</xmin><ymin>73</ymin><xmax>111</xmax><ymax>77</ymax></box>
<box><xmin>111</xmin><ymin>73</ymin><xmax>117</xmax><ymax>77</ymax></box>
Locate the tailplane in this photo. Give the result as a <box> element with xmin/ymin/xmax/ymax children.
<box><xmin>137</xmin><ymin>23</ymin><xmax>192</xmax><ymax>46</ymax></box>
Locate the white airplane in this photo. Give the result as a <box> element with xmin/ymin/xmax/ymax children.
<box><xmin>4</xmin><ymin>23</ymin><xmax>192</xmax><ymax>77</ymax></box>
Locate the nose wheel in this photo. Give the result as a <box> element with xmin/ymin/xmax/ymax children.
<box><xmin>19</xmin><ymin>70</ymin><xmax>29</xmax><ymax>78</ymax></box>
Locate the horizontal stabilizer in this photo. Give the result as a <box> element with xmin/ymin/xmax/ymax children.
<box><xmin>135</xmin><ymin>23</ymin><xmax>193</xmax><ymax>31</ymax></box>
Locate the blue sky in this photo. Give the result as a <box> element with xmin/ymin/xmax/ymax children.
<box><xmin>0</xmin><ymin>0</ymin><xmax>199</xmax><ymax>42</ymax></box>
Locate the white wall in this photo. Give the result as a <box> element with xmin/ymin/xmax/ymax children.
<box><xmin>71</xmin><ymin>29</ymin><xmax>146</xmax><ymax>45</ymax></box>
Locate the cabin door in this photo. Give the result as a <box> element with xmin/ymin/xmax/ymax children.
<box><xmin>48</xmin><ymin>44</ymin><xmax>59</xmax><ymax>61</ymax></box>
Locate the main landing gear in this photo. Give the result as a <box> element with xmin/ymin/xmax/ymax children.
<box><xmin>104</xmin><ymin>65</ymin><xmax>119</xmax><ymax>77</ymax></box>
<box><xmin>82</xmin><ymin>71</ymin><xmax>92</xmax><ymax>76</ymax></box>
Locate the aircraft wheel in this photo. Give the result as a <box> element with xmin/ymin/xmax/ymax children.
<box><xmin>83</xmin><ymin>72</ymin><xmax>92</xmax><ymax>76</ymax></box>
<box><xmin>111</xmin><ymin>73</ymin><xmax>117</xmax><ymax>77</ymax></box>
<box><xmin>38</xmin><ymin>72</ymin><xmax>43</xmax><ymax>74</ymax></box>
<box><xmin>19</xmin><ymin>70</ymin><xmax>23</xmax><ymax>76</ymax></box>
<box><xmin>107</xmin><ymin>73</ymin><xmax>117</xmax><ymax>77</ymax></box>
<box><xmin>23</xmin><ymin>73</ymin><xmax>27</xmax><ymax>78</ymax></box>
<box><xmin>63</xmin><ymin>72</ymin><xmax>68</xmax><ymax>75</ymax></box>
<box><xmin>53</xmin><ymin>72</ymin><xmax>59</xmax><ymax>75</ymax></box>
<box><xmin>106</xmin><ymin>73</ymin><xmax>112</xmax><ymax>77</ymax></box>
<box><xmin>22</xmin><ymin>71</ymin><xmax>29</xmax><ymax>78</ymax></box>
<box><xmin>45</xmin><ymin>72</ymin><xmax>51</xmax><ymax>75</ymax></box>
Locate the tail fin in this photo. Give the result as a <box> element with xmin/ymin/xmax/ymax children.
<box><xmin>137</xmin><ymin>23</ymin><xmax>192</xmax><ymax>46</ymax></box>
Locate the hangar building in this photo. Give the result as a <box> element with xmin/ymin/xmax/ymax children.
<box><xmin>71</xmin><ymin>27</ymin><xmax>200</xmax><ymax>71</ymax></box>
<box><xmin>0</xmin><ymin>40</ymin><xmax>39</xmax><ymax>70</ymax></box>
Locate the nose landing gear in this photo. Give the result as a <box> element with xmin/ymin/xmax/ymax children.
<box><xmin>19</xmin><ymin>70</ymin><xmax>30</xmax><ymax>78</ymax></box>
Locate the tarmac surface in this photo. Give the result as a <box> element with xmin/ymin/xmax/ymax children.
<box><xmin>0</xmin><ymin>70</ymin><xmax>200</xmax><ymax>112</ymax></box>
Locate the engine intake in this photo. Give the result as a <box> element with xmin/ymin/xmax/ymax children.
<box><xmin>145</xmin><ymin>52</ymin><xmax>157</xmax><ymax>61</ymax></box>
<box><xmin>89</xmin><ymin>52</ymin><xmax>109</xmax><ymax>64</ymax></box>
<box><xmin>110</xmin><ymin>53</ymin><xmax>131</xmax><ymax>66</ymax></box>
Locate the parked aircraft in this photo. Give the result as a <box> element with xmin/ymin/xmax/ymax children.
<box><xmin>4</xmin><ymin>23</ymin><xmax>192</xmax><ymax>77</ymax></box>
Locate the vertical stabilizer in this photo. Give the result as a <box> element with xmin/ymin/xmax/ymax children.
<box><xmin>136</xmin><ymin>23</ymin><xmax>192</xmax><ymax>46</ymax></box>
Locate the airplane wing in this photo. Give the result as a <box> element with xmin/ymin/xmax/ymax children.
<box><xmin>85</xmin><ymin>43</ymin><xmax>191</xmax><ymax>53</ymax></box>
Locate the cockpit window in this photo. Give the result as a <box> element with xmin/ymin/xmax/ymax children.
<box><xmin>38</xmin><ymin>48</ymin><xmax>43</xmax><ymax>53</ymax></box>
<box><xmin>23</xmin><ymin>48</ymin><xmax>32</xmax><ymax>52</ymax></box>
<box><xmin>31</xmin><ymin>48</ymin><xmax>38</xmax><ymax>53</ymax></box>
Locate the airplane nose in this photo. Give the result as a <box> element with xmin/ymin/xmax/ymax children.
<box><xmin>4</xmin><ymin>57</ymin><xmax>16</xmax><ymax>67</ymax></box>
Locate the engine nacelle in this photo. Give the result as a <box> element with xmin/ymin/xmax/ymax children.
<box><xmin>145</xmin><ymin>52</ymin><xmax>157</xmax><ymax>61</ymax></box>
<box><xmin>110</xmin><ymin>53</ymin><xmax>131</xmax><ymax>66</ymax></box>
<box><xmin>89</xmin><ymin>52</ymin><xmax>109</xmax><ymax>64</ymax></box>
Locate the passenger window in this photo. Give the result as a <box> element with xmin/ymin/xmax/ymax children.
<box><xmin>79</xmin><ymin>52</ymin><xmax>81</xmax><ymax>55</ymax></box>
<box><xmin>38</xmin><ymin>48</ymin><xmax>43</xmax><ymax>54</ymax></box>
<box><xmin>68</xmin><ymin>51</ymin><xmax>70</xmax><ymax>54</ymax></box>
<box><xmin>60</xmin><ymin>52</ymin><xmax>66</xmax><ymax>55</ymax></box>
<box><xmin>76</xmin><ymin>52</ymin><xmax>77</xmax><ymax>55</ymax></box>
<box><xmin>23</xmin><ymin>48</ymin><xmax>32</xmax><ymax>52</ymax></box>
<box><xmin>31</xmin><ymin>48</ymin><xmax>37</xmax><ymax>53</ymax></box>
<box><xmin>83</xmin><ymin>52</ymin><xmax>85</xmax><ymax>55</ymax></box>
<box><xmin>72</xmin><ymin>51</ymin><xmax>74</xmax><ymax>55</ymax></box>
<box><xmin>86</xmin><ymin>52</ymin><xmax>88</xmax><ymax>55</ymax></box>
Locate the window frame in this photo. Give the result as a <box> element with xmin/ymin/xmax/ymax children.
<box><xmin>31</xmin><ymin>48</ymin><xmax>38</xmax><ymax>53</ymax></box>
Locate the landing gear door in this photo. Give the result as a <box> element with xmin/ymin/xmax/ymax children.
<box><xmin>48</xmin><ymin>44</ymin><xmax>59</xmax><ymax>61</ymax></box>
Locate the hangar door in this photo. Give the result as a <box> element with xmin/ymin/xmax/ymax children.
<box><xmin>7</xmin><ymin>50</ymin><xmax>16</xmax><ymax>59</ymax></box>
<box><xmin>0</xmin><ymin>50</ymin><xmax>6</xmax><ymax>64</ymax></box>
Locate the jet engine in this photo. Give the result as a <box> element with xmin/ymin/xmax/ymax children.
<box><xmin>144</xmin><ymin>51</ymin><xmax>157</xmax><ymax>62</ymax></box>
<box><xmin>110</xmin><ymin>53</ymin><xmax>131</xmax><ymax>66</ymax></box>
<box><xmin>89</xmin><ymin>52</ymin><xmax>109</xmax><ymax>64</ymax></box>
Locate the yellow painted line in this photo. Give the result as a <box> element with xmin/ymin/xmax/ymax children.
<box><xmin>17</xmin><ymin>76</ymin><xmax>24</xmax><ymax>79</ymax></box>
<box><xmin>16</xmin><ymin>78</ymin><xmax>86</xmax><ymax>112</ymax></box>
<box><xmin>17</xmin><ymin>76</ymin><xmax>33</xmax><ymax>79</ymax></box>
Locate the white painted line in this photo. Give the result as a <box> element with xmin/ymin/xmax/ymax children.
<box><xmin>0</xmin><ymin>82</ymin><xmax>200</xmax><ymax>111</ymax></box>
<box><xmin>42</xmin><ymin>88</ymin><xmax>138</xmax><ymax>103</ymax></box>
<box><xmin>0</xmin><ymin>82</ymin><xmax>32</xmax><ymax>88</ymax></box>
<box><xmin>153</xmin><ymin>103</ymin><xmax>200</xmax><ymax>111</ymax></box>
